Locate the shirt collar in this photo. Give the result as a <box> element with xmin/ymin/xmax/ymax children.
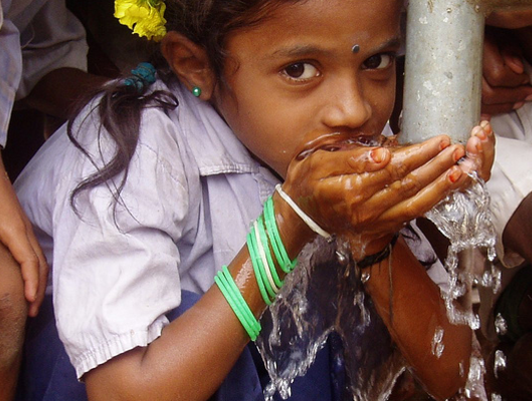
<box><xmin>168</xmin><ymin>82</ymin><xmax>260</xmax><ymax>177</ymax></box>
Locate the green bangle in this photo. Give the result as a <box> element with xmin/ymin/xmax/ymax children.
<box><xmin>257</xmin><ymin>215</ymin><xmax>284</xmax><ymax>288</ymax></box>
<box><xmin>247</xmin><ymin>232</ymin><xmax>273</xmax><ymax>305</ymax></box>
<box><xmin>264</xmin><ymin>197</ymin><xmax>297</xmax><ymax>273</ymax></box>
<box><xmin>249</xmin><ymin>227</ymin><xmax>277</xmax><ymax>301</ymax></box>
<box><xmin>221</xmin><ymin>267</ymin><xmax>261</xmax><ymax>338</ymax></box>
<box><xmin>215</xmin><ymin>266</ymin><xmax>261</xmax><ymax>341</ymax></box>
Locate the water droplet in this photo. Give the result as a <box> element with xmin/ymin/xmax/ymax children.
<box><xmin>493</xmin><ymin>350</ymin><xmax>507</xmax><ymax>379</ymax></box>
<box><xmin>494</xmin><ymin>313</ymin><xmax>508</xmax><ymax>337</ymax></box>
<box><xmin>431</xmin><ymin>327</ymin><xmax>445</xmax><ymax>358</ymax></box>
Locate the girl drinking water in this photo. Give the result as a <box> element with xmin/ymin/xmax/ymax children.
<box><xmin>14</xmin><ymin>0</ymin><xmax>494</xmax><ymax>400</ymax></box>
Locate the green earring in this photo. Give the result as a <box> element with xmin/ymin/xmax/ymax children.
<box><xmin>192</xmin><ymin>86</ymin><xmax>202</xmax><ymax>97</ymax></box>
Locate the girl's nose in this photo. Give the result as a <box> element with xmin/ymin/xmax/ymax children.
<box><xmin>321</xmin><ymin>79</ymin><xmax>372</xmax><ymax>131</ymax></box>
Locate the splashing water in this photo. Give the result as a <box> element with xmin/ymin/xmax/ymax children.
<box><xmin>425</xmin><ymin>173</ymin><xmax>500</xmax><ymax>399</ymax></box>
<box><xmin>425</xmin><ymin>173</ymin><xmax>500</xmax><ymax>328</ymax></box>
<box><xmin>257</xmin><ymin>157</ymin><xmax>501</xmax><ymax>399</ymax></box>
<box><xmin>493</xmin><ymin>350</ymin><xmax>507</xmax><ymax>379</ymax></box>
<box><xmin>494</xmin><ymin>313</ymin><xmax>508</xmax><ymax>337</ymax></box>
<box><xmin>256</xmin><ymin>239</ymin><xmax>405</xmax><ymax>400</ymax></box>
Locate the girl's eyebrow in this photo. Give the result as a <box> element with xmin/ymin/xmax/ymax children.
<box><xmin>372</xmin><ymin>37</ymin><xmax>403</xmax><ymax>54</ymax></box>
<box><xmin>269</xmin><ymin>45</ymin><xmax>335</xmax><ymax>60</ymax></box>
<box><xmin>267</xmin><ymin>36</ymin><xmax>403</xmax><ymax>61</ymax></box>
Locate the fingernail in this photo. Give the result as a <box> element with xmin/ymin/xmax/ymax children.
<box><xmin>526</xmin><ymin>94</ymin><xmax>532</xmax><ymax>102</ymax></box>
<box><xmin>514</xmin><ymin>102</ymin><xmax>525</xmax><ymax>110</ymax></box>
<box><xmin>453</xmin><ymin>148</ymin><xmax>464</xmax><ymax>162</ymax></box>
<box><xmin>475</xmin><ymin>127</ymin><xmax>487</xmax><ymax>140</ymax></box>
<box><xmin>449</xmin><ymin>168</ymin><xmax>462</xmax><ymax>183</ymax></box>
<box><xmin>439</xmin><ymin>137</ymin><xmax>451</xmax><ymax>150</ymax></box>
<box><xmin>480</xmin><ymin>120</ymin><xmax>490</xmax><ymax>129</ymax></box>
<box><xmin>370</xmin><ymin>148</ymin><xmax>384</xmax><ymax>163</ymax></box>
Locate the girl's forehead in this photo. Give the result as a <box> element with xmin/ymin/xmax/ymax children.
<box><xmin>229</xmin><ymin>0</ymin><xmax>402</xmax><ymax>54</ymax></box>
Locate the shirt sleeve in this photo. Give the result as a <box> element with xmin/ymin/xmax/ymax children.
<box><xmin>16</xmin><ymin>0</ymin><xmax>88</xmax><ymax>99</ymax></box>
<box><xmin>38</xmin><ymin>109</ymin><xmax>191</xmax><ymax>379</ymax></box>
<box><xmin>486</xmin><ymin>64</ymin><xmax>532</xmax><ymax>267</ymax></box>
<box><xmin>487</xmin><ymin>135</ymin><xmax>532</xmax><ymax>268</ymax></box>
<box><xmin>0</xmin><ymin>1</ymin><xmax>22</xmax><ymax>147</ymax></box>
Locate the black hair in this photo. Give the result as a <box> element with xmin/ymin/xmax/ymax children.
<box><xmin>69</xmin><ymin>0</ymin><xmax>303</xmax><ymax>213</ymax></box>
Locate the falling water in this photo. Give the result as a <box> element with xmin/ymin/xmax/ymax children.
<box><xmin>257</xmin><ymin>179</ymin><xmax>503</xmax><ymax>400</ymax></box>
<box><xmin>256</xmin><ymin>238</ymin><xmax>405</xmax><ymax>401</ymax></box>
<box><xmin>424</xmin><ymin>173</ymin><xmax>501</xmax><ymax>400</ymax></box>
<box><xmin>425</xmin><ymin>173</ymin><xmax>500</xmax><ymax>329</ymax></box>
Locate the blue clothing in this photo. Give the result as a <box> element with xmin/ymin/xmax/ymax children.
<box><xmin>17</xmin><ymin>292</ymin><xmax>340</xmax><ymax>401</ymax></box>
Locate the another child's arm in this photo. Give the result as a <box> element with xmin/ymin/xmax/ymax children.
<box><xmin>0</xmin><ymin>157</ymin><xmax>48</xmax><ymax>317</ymax></box>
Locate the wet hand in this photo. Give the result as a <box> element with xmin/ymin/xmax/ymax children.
<box><xmin>282</xmin><ymin>133</ymin><xmax>465</xmax><ymax>252</ymax></box>
<box><xmin>456</xmin><ymin>121</ymin><xmax>496</xmax><ymax>183</ymax></box>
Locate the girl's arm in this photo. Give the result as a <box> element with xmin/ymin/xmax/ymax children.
<box><xmin>84</xmin><ymin>193</ymin><xmax>314</xmax><ymax>401</ymax></box>
<box><xmin>83</xmin><ymin>129</ymin><xmax>492</xmax><ymax>401</ymax></box>
<box><xmin>362</xmin><ymin>237</ymin><xmax>472</xmax><ymax>401</ymax></box>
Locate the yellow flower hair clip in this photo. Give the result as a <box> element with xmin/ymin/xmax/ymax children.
<box><xmin>114</xmin><ymin>0</ymin><xmax>167</xmax><ymax>41</ymax></box>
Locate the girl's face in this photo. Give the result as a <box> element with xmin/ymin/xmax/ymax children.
<box><xmin>212</xmin><ymin>0</ymin><xmax>403</xmax><ymax>178</ymax></box>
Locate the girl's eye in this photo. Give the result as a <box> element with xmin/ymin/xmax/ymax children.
<box><xmin>363</xmin><ymin>54</ymin><xmax>394</xmax><ymax>70</ymax></box>
<box><xmin>282</xmin><ymin>63</ymin><xmax>320</xmax><ymax>80</ymax></box>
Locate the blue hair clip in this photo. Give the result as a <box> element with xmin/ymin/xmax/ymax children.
<box><xmin>123</xmin><ymin>62</ymin><xmax>157</xmax><ymax>92</ymax></box>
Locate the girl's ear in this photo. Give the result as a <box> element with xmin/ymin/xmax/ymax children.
<box><xmin>161</xmin><ymin>32</ymin><xmax>216</xmax><ymax>100</ymax></box>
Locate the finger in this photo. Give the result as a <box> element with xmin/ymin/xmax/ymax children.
<box><xmin>501</xmin><ymin>49</ymin><xmax>525</xmax><ymax>76</ymax></box>
<box><xmin>364</xmin><ymin>144</ymin><xmax>464</xmax><ymax>216</ymax></box>
<box><xmin>312</xmin><ymin>145</ymin><xmax>392</xmax><ymax>177</ymax></box>
<box><xmin>25</xmin><ymin>231</ymin><xmax>49</xmax><ymax>317</ymax></box>
<box><xmin>9</xmin><ymin>237</ymin><xmax>40</xmax><ymax>303</ymax></box>
<box><xmin>482</xmin><ymin>79</ymin><xmax>532</xmax><ymax>106</ymax></box>
<box><xmin>461</xmin><ymin>121</ymin><xmax>495</xmax><ymax>181</ymax></box>
<box><xmin>366</xmin><ymin>135</ymin><xmax>452</xmax><ymax>189</ymax></box>
<box><xmin>481</xmin><ymin>101</ymin><xmax>526</xmax><ymax>117</ymax></box>
<box><xmin>379</xmin><ymin>165</ymin><xmax>464</xmax><ymax>223</ymax></box>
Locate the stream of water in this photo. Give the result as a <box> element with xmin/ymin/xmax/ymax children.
<box><xmin>257</xmin><ymin>175</ymin><xmax>504</xmax><ymax>400</ymax></box>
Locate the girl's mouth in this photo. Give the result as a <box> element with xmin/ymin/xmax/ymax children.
<box><xmin>296</xmin><ymin>131</ymin><xmax>396</xmax><ymax>161</ymax></box>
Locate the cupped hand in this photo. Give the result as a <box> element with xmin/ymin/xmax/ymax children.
<box><xmin>282</xmin><ymin>133</ymin><xmax>467</xmax><ymax>255</ymax></box>
<box><xmin>0</xmin><ymin>161</ymin><xmax>48</xmax><ymax>317</ymax></box>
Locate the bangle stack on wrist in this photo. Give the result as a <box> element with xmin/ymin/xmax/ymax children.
<box><xmin>215</xmin><ymin>195</ymin><xmax>298</xmax><ymax>340</ymax></box>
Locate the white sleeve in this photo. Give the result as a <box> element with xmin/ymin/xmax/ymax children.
<box><xmin>17</xmin><ymin>0</ymin><xmax>88</xmax><ymax>99</ymax></box>
<box><xmin>487</xmin><ymin>136</ymin><xmax>532</xmax><ymax>267</ymax></box>
<box><xmin>0</xmin><ymin>1</ymin><xmax>22</xmax><ymax>146</ymax></box>
<box><xmin>16</xmin><ymin>108</ymin><xmax>191</xmax><ymax>379</ymax></box>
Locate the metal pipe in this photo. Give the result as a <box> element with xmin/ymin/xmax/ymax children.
<box><xmin>401</xmin><ymin>0</ymin><xmax>485</xmax><ymax>144</ymax></box>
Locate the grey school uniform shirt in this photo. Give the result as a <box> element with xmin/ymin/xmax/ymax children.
<box><xmin>15</xmin><ymin>80</ymin><xmax>447</xmax><ymax>380</ymax></box>
<box><xmin>15</xmin><ymin>81</ymin><xmax>279</xmax><ymax>378</ymax></box>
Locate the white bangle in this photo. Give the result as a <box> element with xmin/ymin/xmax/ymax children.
<box><xmin>253</xmin><ymin>221</ymin><xmax>280</xmax><ymax>294</ymax></box>
<box><xmin>275</xmin><ymin>184</ymin><xmax>332</xmax><ymax>240</ymax></box>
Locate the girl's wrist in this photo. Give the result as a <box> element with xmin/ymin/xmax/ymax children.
<box><xmin>346</xmin><ymin>232</ymin><xmax>397</xmax><ymax>262</ymax></box>
<box><xmin>272</xmin><ymin>191</ymin><xmax>317</xmax><ymax>259</ymax></box>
